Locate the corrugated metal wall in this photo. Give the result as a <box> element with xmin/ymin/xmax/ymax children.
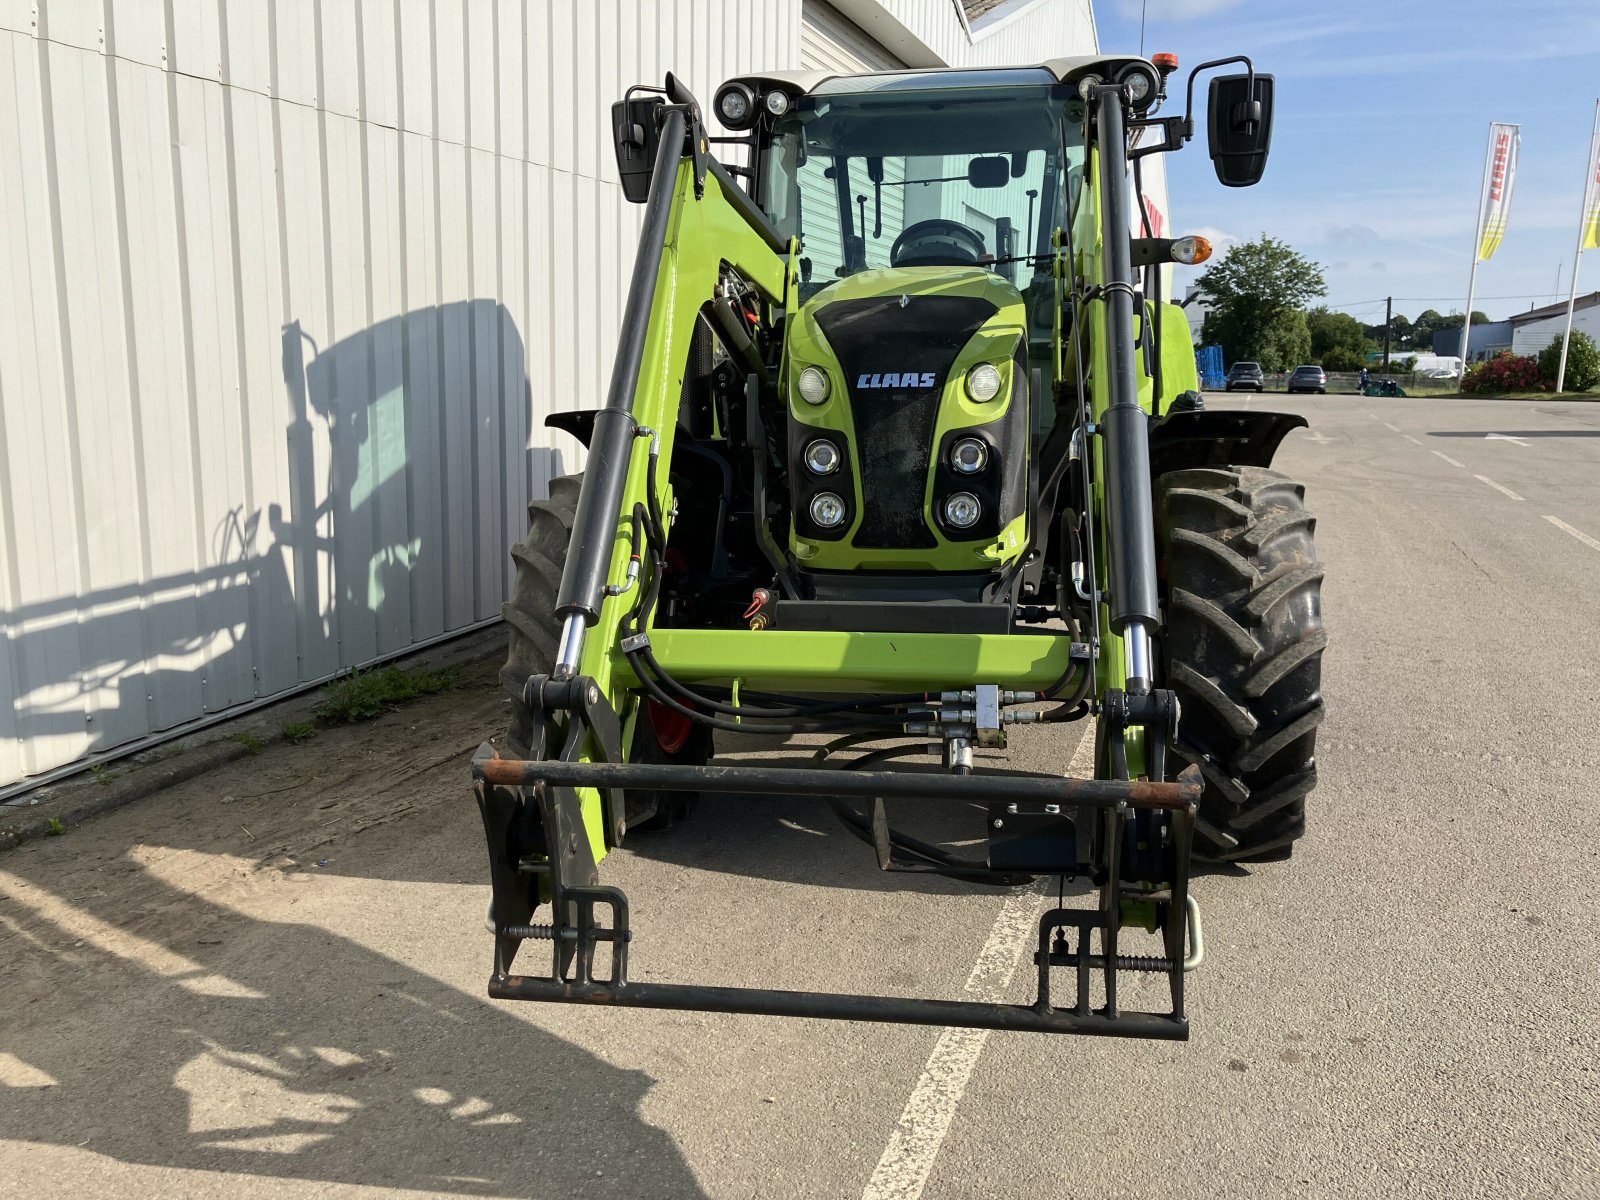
<box><xmin>832</xmin><ymin>0</ymin><xmax>1096</xmax><ymax>68</ymax></box>
<box><xmin>953</xmin><ymin>0</ymin><xmax>1097</xmax><ymax>66</ymax></box>
<box><xmin>0</xmin><ymin>0</ymin><xmax>805</xmax><ymax>790</ymax></box>
<box><xmin>0</xmin><ymin>0</ymin><xmax>1099</xmax><ymax>791</ymax></box>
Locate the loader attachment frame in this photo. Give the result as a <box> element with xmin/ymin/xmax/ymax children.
<box><xmin>475</xmin><ymin>736</ymin><xmax>1202</xmax><ymax>1039</ymax></box>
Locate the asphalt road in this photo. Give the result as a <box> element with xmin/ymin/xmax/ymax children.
<box><xmin>2</xmin><ymin>394</ymin><xmax>1598</xmax><ymax>1198</ymax></box>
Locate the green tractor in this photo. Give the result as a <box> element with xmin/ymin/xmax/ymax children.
<box><xmin>472</xmin><ymin>52</ymin><xmax>1324</xmax><ymax>1038</ymax></box>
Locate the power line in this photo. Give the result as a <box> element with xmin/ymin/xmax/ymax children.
<box><xmin>1323</xmin><ymin>292</ymin><xmax>1582</xmax><ymax>311</ymax></box>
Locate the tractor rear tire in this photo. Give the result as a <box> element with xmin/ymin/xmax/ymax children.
<box><xmin>499</xmin><ymin>472</ymin><xmax>708</xmax><ymax>834</ymax></box>
<box><xmin>1155</xmin><ymin>466</ymin><xmax>1326</xmax><ymax>862</ymax></box>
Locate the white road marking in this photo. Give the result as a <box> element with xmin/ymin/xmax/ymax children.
<box><xmin>1402</xmin><ymin>434</ymin><xmax>1423</xmax><ymax>446</ymax></box>
<box><xmin>1544</xmin><ymin>515</ymin><xmax>1600</xmax><ymax>553</ymax></box>
<box><xmin>862</xmin><ymin>732</ymin><xmax>1097</xmax><ymax>1200</ymax></box>
<box><xmin>1474</xmin><ymin>475</ymin><xmax>1525</xmax><ymax>501</ymax></box>
<box><xmin>1485</xmin><ymin>433</ymin><xmax>1531</xmax><ymax>446</ymax></box>
<box><xmin>1432</xmin><ymin>450</ymin><xmax>1467</xmax><ymax>469</ymax></box>
<box><xmin>1302</xmin><ymin>431</ymin><xmax>1334</xmax><ymax>445</ymax></box>
<box><xmin>1380</xmin><ymin>421</ymin><xmax>1401</xmax><ymax>432</ymax></box>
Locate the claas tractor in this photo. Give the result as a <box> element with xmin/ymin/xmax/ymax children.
<box><xmin>471</xmin><ymin>53</ymin><xmax>1324</xmax><ymax>1039</ymax></box>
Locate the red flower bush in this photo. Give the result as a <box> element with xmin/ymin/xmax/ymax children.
<box><xmin>1462</xmin><ymin>351</ymin><xmax>1548</xmax><ymax>394</ymax></box>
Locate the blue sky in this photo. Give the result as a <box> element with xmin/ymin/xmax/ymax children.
<box><xmin>1094</xmin><ymin>0</ymin><xmax>1600</xmax><ymax>327</ymax></box>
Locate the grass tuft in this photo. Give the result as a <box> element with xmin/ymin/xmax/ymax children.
<box><xmin>45</xmin><ymin>817</ymin><xmax>66</xmax><ymax>837</ymax></box>
<box><xmin>89</xmin><ymin>764</ymin><xmax>117</xmax><ymax>786</ymax></box>
<box><xmin>316</xmin><ymin>665</ymin><xmax>459</xmax><ymax>723</ymax></box>
<box><xmin>231</xmin><ymin>732</ymin><xmax>264</xmax><ymax>755</ymax></box>
<box><xmin>281</xmin><ymin>720</ymin><xmax>317</xmax><ymax>744</ymax></box>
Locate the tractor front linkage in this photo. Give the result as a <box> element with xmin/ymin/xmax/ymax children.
<box><xmin>473</xmin><ymin>674</ymin><xmax>1202</xmax><ymax>1039</ymax></box>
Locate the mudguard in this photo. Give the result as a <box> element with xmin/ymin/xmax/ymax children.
<box><xmin>1147</xmin><ymin>409</ymin><xmax>1308</xmax><ymax>479</ymax></box>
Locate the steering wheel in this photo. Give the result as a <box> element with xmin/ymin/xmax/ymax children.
<box><xmin>890</xmin><ymin>219</ymin><xmax>987</xmax><ymax>268</ymax></box>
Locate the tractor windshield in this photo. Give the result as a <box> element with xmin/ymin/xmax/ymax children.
<box><xmin>762</xmin><ymin>82</ymin><xmax>1084</xmax><ymax>300</ymax></box>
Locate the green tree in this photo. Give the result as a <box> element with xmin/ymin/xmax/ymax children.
<box><xmin>1259</xmin><ymin>309</ymin><xmax>1312</xmax><ymax>372</ymax></box>
<box><xmin>1389</xmin><ymin>312</ymin><xmax>1414</xmax><ymax>350</ymax></box>
<box><xmin>1307</xmin><ymin>306</ymin><xmax>1373</xmax><ymax>371</ymax></box>
<box><xmin>1417</xmin><ymin>309</ymin><xmax>1493</xmax><ymax>354</ymax></box>
<box><xmin>1408</xmin><ymin>308</ymin><xmax>1445</xmax><ymax>350</ymax></box>
<box><xmin>1197</xmin><ymin>235</ymin><xmax>1326</xmax><ymax>367</ymax></box>
<box><xmin>1539</xmin><ymin>331</ymin><xmax>1600</xmax><ymax>391</ymax></box>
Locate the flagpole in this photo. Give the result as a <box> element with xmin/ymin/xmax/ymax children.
<box><xmin>1460</xmin><ymin>123</ymin><xmax>1495</xmax><ymax>366</ymax></box>
<box><xmin>1556</xmin><ymin>99</ymin><xmax>1600</xmax><ymax>393</ymax></box>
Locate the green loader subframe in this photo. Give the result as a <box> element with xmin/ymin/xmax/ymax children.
<box><xmin>472</xmin><ymin>58</ymin><xmax>1326</xmax><ymax>1038</ymax></box>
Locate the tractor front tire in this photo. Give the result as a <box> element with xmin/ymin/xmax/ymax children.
<box><xmin>1155</xmin><ymin>466</ymin><xmax>1326</xmax><ymax>862</ymax></box>
<box><xmin>500</xmin><ymin>472</ymin><xmax>708</xmax><ymax>834</ymax></box>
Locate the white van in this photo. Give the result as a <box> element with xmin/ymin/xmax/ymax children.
<box><xmin>1406</xmin><ymin>354</ymin><xmax>1463</xmax><ymax>379</ymax></box>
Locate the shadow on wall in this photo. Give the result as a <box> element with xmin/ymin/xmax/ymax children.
<box><xmin>3</xmin><ymin>303</ymin><xmax>561</xmax><ymax>788</ymax></box>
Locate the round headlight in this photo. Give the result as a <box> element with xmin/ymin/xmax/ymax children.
<box><xmin>1117</xmin><ymin>63</ymin><xmax>1160</xmax><ymax>111</ymax></box>
<box><xmin>965</xmin><ymin>363</ymin><xmax>1002</xmax><ymax>403</ymax></box>
<box><xmin>714</xmin><ymin>82</ymin><xmax>757</xmax><ymax>129</ymax></box>
<box><xmin>804</xmin><ymin>439</ymin><xmax>840</xmax><ymax>475</ymax></box>
<box><xmin>1076</xmin><ymin>74</ymin><xmax>1103</xmax><ymax>102</ymax></box>
<box><xmin>944</xmin><ymin>492</ymin><xmax>982</xmax><ymax>530</ymax></box>
<box><xmin>764</xmin><ymin>90</ymin><xmax>790</xmax><ymax>116</ymax></box>
<box><xmin>810</xmin><ymin>492</ymin><xmax>847</xmax><ymax>529</ymax></box>
<box><xmin>949</xmin><ymin>437</ymin><xmax>988</xmax><ymax>474</ymax></box>
<box><xmin>797</xmin><ymin>366</ymin><xmax>830</xmax><ymax>405</ymax></box>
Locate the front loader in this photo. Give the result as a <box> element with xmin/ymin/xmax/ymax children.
<box><xmin>472</xmin><ymin>53</ymin><xmax>1324</xmax><ymax>1038</ymax></box>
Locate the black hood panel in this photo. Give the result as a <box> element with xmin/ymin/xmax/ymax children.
<box><xmin>814</xmin><ymin>295</ymin><xmax>998</xmax><ymax>549</ymax></box>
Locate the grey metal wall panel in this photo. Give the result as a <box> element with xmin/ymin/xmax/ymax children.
<box><xmin>0</xmin><ymin>0</ymin><xmax>809</xmax><ymax>789</ymax></box>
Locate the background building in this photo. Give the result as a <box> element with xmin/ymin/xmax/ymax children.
<box><xmin>1507</xmin><ymin>292</ymin><xmax>1600</xmax><ymax>358</ymax></box>
<box><xmin>0</xmin><ymin>0</ymin><xmax>1097</xmax><ymax>792</ymax></box>
<box><xmin>1430</xmin><ymin>321</ymin><xmax>1514</xmax><ymax>361</ymax></box>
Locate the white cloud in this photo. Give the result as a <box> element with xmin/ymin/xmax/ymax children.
<box><xmin>1190</xmin><ymin>225</ymin><xmax>1243</xmax><ymax>255</ymax></box>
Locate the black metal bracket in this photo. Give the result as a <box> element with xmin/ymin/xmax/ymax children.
<box><xmin>475</xmin><ymin>674</ymin><xmax>628</xmax><ymax>980</ymax></box>
<box><xmin>1092</xmin><ymin>686</ymin><xmax>1196</xmax><ymax>1019</ymax></box>
<box><xmin>521</xmin><ymin>673</ymin><xmax>626</xmax><ymax>848</ymax></box>
<box><xmin>1128</xmin><ymin>114</ymin><xmax>1190</xmax><ymax>158</ymax></box>
<box><xmin>663</xmin><ymin>72</ymin><xmax>709</xmax><ymax>199</ymax></box>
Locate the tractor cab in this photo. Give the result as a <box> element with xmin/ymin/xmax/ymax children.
<box><xmin>720</xmin><ymin>68</ymin><xmax>1095</xmax><ymax>607</ymax></box>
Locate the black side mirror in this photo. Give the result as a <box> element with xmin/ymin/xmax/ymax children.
<box><xmin>612</xmin><ymin>93</ymin><xmax>665</xmax><ymax>204</ymax></box>
<box><xmin>967</xmin><ymin>156</ymin><xmax>1010</xmax><ymax>189</ymax></box>
<box><xmin>1206</xmin><ymin>73</ymin><xmax>1274</xmax><ymax>187</ymax></box>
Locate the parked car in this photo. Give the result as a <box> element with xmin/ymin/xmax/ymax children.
<box><xmin>1287</xmin><ymin>365</ymin><xmax>1328</xmax><ymax>394</ymax></box>
<box><xmin>1225</xmin><ymin>361</ymin><xmax>1265</xmax><ymax>392</ymax></box>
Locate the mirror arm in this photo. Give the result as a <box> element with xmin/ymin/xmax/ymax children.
<box><xmin>1181</xmin><ymin>55</ymin><xmax>1254</xmax><ymax>134</ymax></box>
<box><xmin>1128</xmin><ymin>115</ymin><xmax>1188</xmax><ymax>160</ymax></box>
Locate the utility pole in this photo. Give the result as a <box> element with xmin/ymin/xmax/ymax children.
<box><xmin>1383</xmin><ymin>296</ymin><xmax>1393</xmax><ymax>371</ymax></box>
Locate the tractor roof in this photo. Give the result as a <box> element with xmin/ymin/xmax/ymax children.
<box><xmin>729</xmin><ymin>55</ymin><xmax>1150</xmax><ymax>100</ymax></box>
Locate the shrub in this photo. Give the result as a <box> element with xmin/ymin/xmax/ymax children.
<box><xmin>1537</xmin><ymin>331</ymin><xmax>1600</xmax><ymax>391</ymax></box>
<box><xmin>1462</xmin><ymin>351</ymin><xmax>1546</xmax><ymax>394</ymax></box>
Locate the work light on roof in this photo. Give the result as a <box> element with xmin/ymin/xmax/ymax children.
<box><xmin>1116</xmin><ymin>62</ymin><xmax>1161</xmax><ymax>112</ymax></box>
<box><xmin>714</xmin><ymin>81</ymin><xmax>758</xmax><ymax>130</ymax></box>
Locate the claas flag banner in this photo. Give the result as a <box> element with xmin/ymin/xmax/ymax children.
<box><xmin>1477</xmin><ymin>123</ymin><xmax>1520</xmax><ymax>261</ymax></box>
<box><xmin>1583</xmin><ymin>123</ymin><xmax>1600</xmax><ymax>251</ymax></box>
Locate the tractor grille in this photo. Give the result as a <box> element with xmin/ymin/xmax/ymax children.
<box><xmin>814</xmin><ymin>295</ymin><xmax>998</xmax><ymax>549</ymax></box>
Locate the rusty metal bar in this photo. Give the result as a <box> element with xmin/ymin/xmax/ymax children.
<box><xmin>474</xmin><ymin>757</ymin><xmax>1202</xmax><ymax>811</ymax></box>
